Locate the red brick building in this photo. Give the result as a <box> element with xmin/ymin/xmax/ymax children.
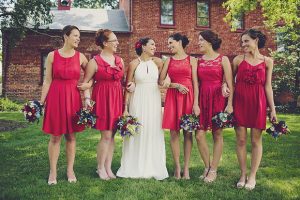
<box><xmin>1</xmin><ymin>0</ymin><xmax>276</xmax><ymax>101</ymax></box>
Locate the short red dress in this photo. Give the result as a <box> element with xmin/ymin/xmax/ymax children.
<box><xmin>197</xmin><ymin>55</ymin><xmax>226</xmax><ymax>131</ymax></box>
<box><xmin>92</xmin><ymin>55</ymin><xmax>124</xmax><ymax>131</ymax></box>
<box><xmin>43</xmin><ymin>50</ymin><xmax>84</xmax><ymax>136</ymax></box>
<box><xmin>233</xmin><ymin>57</ymin><xmax>267</xmax><ymax>130</ymax></box>
<box><xmin>162</xmin><ymin>56</ymin><xmax>194</xmax><ymax>131</ymax></box>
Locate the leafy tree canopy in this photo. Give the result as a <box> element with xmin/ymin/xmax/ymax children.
<box><xmin>223</xmin><ymin>0</ymin><xmax>300</xmax><ymax>39</ymax></box>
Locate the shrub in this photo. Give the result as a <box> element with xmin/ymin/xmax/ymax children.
<box><xmin>0</xmin><ymin>98</ymin><xmax>22</xmax><ymax>112</ymax></box>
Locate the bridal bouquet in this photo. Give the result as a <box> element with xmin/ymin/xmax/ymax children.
<box><xmin>22</xmin><ymin>100</ymin><xmax>43</xmax><ymax>124</ymax></box>
<box><xmin>266</xmin><ymin>120</ymin><xmax>290</xmax><ymax>139</ymax></box>
<box><xmin>211</xmin><ymin>112</ymin><xmax>235</xmax><ymax>129</ymax></box>
<box><xmin>76</xmin><ymin>101</ymin><xmax>97</xmax><ymax>128</ymax></box>
<box><xmin>180</xmin><ymin>114</ymin><xmax>200</xmax><ymax>132</ymax></box>
<box><xmin>115</xmin><ymin>115</ymin><xmax>141</xmax><ymax>138</ymax></box>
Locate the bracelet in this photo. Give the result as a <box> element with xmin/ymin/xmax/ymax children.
<box><xmin>176</xmin><ymin>84</ymin><xmax>180</xmax><ymax>90</ymax></box>
<box><xmin>84</xmin><ymin>97</ymin><xmax>90</xmax><ymax>99</ymax></box>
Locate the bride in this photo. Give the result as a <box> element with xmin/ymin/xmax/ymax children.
<box><xmin>116</xmin><ymin>38</ymin><xmax>169</xmax><ymax>180</ymax></box>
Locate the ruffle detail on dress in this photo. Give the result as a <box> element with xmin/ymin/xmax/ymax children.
<box><xmin>94</xmin><ymin>55</ymin><xmax>123</xmax><ymax>80</ymax></box>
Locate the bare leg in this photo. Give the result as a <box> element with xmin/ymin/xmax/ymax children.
<box><xmin>48</xmin><ymin>135</ymin><xmax>62</xmax><ymax>183</ymax></box>
<box><xmin>183</xmin><ymin>131</ymin><xmax>193</xmax><ymax>179</ymax></box>
<box><xmin>105</xmin><ymin>133</ymin><xmax>116</xmax><ymax>179</ymax></box>
<box><xmin>65</xmin><ymin>133</ymin><xmax>77</xmax><ymax>182</ymax></box>
<box><xmin>170</xmin><ymin>130</ymin><xmax>181</xmax><ymax>179</ymax></box>
<box><xmin>195</xmin><ymin>130</ymin><xmax>210</xmax><ymax>178</ymax></box>
<box><xmin>246</xmin><ymin>128</ymin><xmax>263</xmax><ymax>190</ymax></box>
<box><xmin>97</xmin><ymin>130</ymin><xmax>112</xmax><ymax>180</ymax></box>
<box><xmin>204</xmin><ymin>128</ymin><xmax>223</xmax><ymax>182</ymax></box>
<box><xmin>235</xmin><ymin>126</ymin><xmax>248</xmax><ymax>187</ymax></box>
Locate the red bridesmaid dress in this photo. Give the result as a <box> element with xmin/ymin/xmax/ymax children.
<box><xmin>43</xmin><ymin>50</ymin><xmax>84</xmax><ymax>136</ymax></box>
<box><xmin>233</xmin><ymin>57</ymin><xmax>267</xmax><ymax>130</ymax></box>
<box><xmin>162</xmin><ymin>56</ymin><xmax>194</xmax><ymax>131</ymax></box>
<box><xmin>92</xmin><ymin>55</ymin><xmax>124</xmax><ymax>131</ymax></box>
<box><xmin>197</xmin><ymin>55</ymin><xmax>226</xmax><ymax>131</ymax></box>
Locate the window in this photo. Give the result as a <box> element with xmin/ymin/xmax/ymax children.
<box><xmin>231</xmin><ymin>14</ymin><xmax>244</xmax><ymax>30</ymax></box>
<box><xmin>160</xmin><ymin>0</ymin><xmax>174</xmax><ymax>25</ymax></box>
<box><xmin>196</xmin><ymin>1</ymin><xmax>209</xmax><ymax>27</ymax></box>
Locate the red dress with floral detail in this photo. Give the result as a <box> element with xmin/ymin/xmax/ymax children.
<box><xmin>43</xmin><ymin>50</ymin><xmax>84</xmax><ymax>136</ymax></box>
<box><xmin>233</xmin><ymin>59</ymin><xmax>267</xmax><ymax>130</ymax></box>
<box><xmin>162</xmin><ymin>56</ymin><xmax>194</xmax><ymax>131</ymax></box>
<box><xmin>92</xmin><ymin>55</ymin><xmax>124</xmax><ymax>130</ymax></box>
<box><xmin>197</xmin><ymin>55</ymin><xmax>226</xmax><ymax>131</ymax></box>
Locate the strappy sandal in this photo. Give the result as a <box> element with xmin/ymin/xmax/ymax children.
<box><xmin>199</xmin><ymin>167</ymin><xmax>210</xmax><ymax>179</ymax></box>
<box><xmin>236</xmin><ymin>177</ymin><xmax>247</xmax><ymax>189</ymax></box>
<box><xmin>204</xmin><ymin>169</ymin><xmax>217</xmax><ymax>183</ymax></box>
<box><xmin>96</xmin><ymin>168</ymin><xmax>110</xmax><ymax>180</ymax></box>
<box><xmin>245</xmin><ymin>179</ymin><xmax>256</xmax><ymax>190</ymax></box>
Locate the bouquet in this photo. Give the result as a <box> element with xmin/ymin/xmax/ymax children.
<box><xmin>266</xmin><ymin>120</ymin><xmax>290</xmax><ymax>139</ymax></box>
<box><xmin>76</xmin><ymin>101</ymin><xmax>97</xmax><ymax>128</ymax></box>
<box><xmin>180</xmin><ymin>114</ymin><xmax>200</xmax><ymax>132</ymax></box>
<box><xmin>115</xmin><ymin>115</ymin><xmax>141</xmax><ymax>138</ymax></box>
<box><xmin>211</xmin><ymin>112</ymin><xmax>235</xmax><ymax>129</ymax></box>
<box><xmin>22</xmin><ymin>100</ymin><xmax>43</xmax><ymax>123</ymax></box>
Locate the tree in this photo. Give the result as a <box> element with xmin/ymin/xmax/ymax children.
<box><xmin>223</xmin><ymin>0</ymin><xmax>300</xmax><ymax>34</ymax></box>
<box><xmin>0</xmin><ymin>0</ymin><xmax>119</xmax><ymax>48</ymax></box>
<box><xmin>72</xmin><ymin>0</ymin><xmax>119</xmax><ymax>9</ymax></box>
<box><xmin>0</xmin><ymin>0</ymin><xmax>53</xmax><ymax>48</ymax></box>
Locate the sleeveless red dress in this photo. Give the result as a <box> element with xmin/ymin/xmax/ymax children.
<box><xmin>43</xmin><ymin>50</ymin><xmax>84</xmax><ymax>136</ymax></box>
<box><xmin>162</xmin><ymin>56</ymin><xmax>194</xmax><ymax>131</ymax></box>
<box><xmin>92</xmin><ymin>55</ymin><xmax>124</xmax><ymax>131</ymax></box>
<box><xmin>197</xmin><ymin>55</ymin><xmax>226</xmax><ymax>131</ymax></box>
<box><xmin>233</xmin><ymin>58</ymin><xmax>267</xmax><ymax>130</ymax></box>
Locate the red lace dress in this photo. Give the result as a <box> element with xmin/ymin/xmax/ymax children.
<box><xmin>162</xmin><ymin>56</ymin><xmax>194</xmax><ymax>131</ymax></box>
<box><xmin>233</xmin><ymin>59</ymin><xmax>267</xmax><ymax>130</ymax></box>
<box><xmin>92</xmin><ymin>55</ymin><xmax>124</xmax><ymax>131</ymax></box>
<box><xmin>197</xmin><ymin>55</ymin><xmax>226</xmax><ymax>131</ymax></box>
<box><xmin>43</xmin><ymin>50</ymin><xmax>84</xmax><ymax>135</ymax></box>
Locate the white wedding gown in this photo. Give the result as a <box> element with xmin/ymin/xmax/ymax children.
<box><xmin>117</xmin><ymin>58</ymin><xmax>169</xmax><ymax>180</ymax></box>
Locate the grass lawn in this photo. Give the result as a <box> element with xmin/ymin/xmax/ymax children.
<box><xmin>0</xmin><ymin>112</ymin><xmax>299</xmax><ymax>200</ymax></box>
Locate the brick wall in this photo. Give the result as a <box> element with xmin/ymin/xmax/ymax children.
<box><xmin>2</xmin><ymin>31</ymin><xmax>130</xmax><ymax>101</ymax></box>
<box><xmin>2</xmin><ymin>0</ymin><xmax>276</xmax><ymax>101</ymax></box>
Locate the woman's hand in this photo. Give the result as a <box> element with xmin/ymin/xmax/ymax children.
<box><xmin>84</xmin><ymin>98</ymin><xmax>92</xmax><ymax>108</ymax></box>
<box><xmin>224</xmin><ymin>104</ymin><xmax>233</xmax><ymax>114</ymax></box>
<box><xmin>193</xmin><ymin>105</ymin><xmax>200</xmax><ymax>116</ymax></box>
<box><xmin>126</xmin><ymin>82</ymin><xmax>135</xmax><ymax>93</ymax></box>
<box><xmin>222</xmin><ymin>83</ymin><xmax>230</xmax><ymax>98</ymax></box>
<box><xmin>123</xmin><ymin>109</ymin><xmax>129</xmax><ymax>116</ymax></box>
<box><xmin>77</xmin><ymin>82</ymin><xmax>92</xmax><ymax>91</ymax></box>
<box><xmin>269</xmin><ymin>110</ymin><xmax>277</xmax><ymax>122</ymax></box>
<box><xmin>177</xmin><ymin>84</ymin><xmax>189</xmax><ymax>94</ymax></box>
<box><xmin>161</xmin><ymin>76</ymin><xmax>171</xmax><ymax>88</ymax></box>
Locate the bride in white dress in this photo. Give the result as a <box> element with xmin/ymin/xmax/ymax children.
<box><xmin>117</xmin><ymin>38</ymin><xmax>169</xmax><ymax>180</ymax></box>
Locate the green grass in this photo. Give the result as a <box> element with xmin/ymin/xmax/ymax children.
<box><xmin>0</xmin><ymin>113</ymin><xmax>299</xmax><ymax>200</ymax></box>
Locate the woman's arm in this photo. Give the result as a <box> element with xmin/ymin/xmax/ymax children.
<box><xmin>191</xmin><ymin>57</ymin><xmax>200</xmax><ymax>116</ymax></box>
<box><xmin>40</xmin><ymin>51</ymin><xmax>54</xmax><ymax>104</ymax></box>
<box><xmin>78</xmin><ymin>53</ymin><xmax>93</xmax><ymax>91</ymax></box>
<box><xmin>123</xmin><ymin>59</ymin><xmax>138</xmax><ymax>115</ymax></box>
<box><xmin>265</xmin><ymin>57</ymin><xmax>277</xmax><ymax>122</ymax></box>
<box><xmin>158</xmin><ymin>58</ymin><xmax>170</xmax><ymax>85</ymax></box>
<box><xmin>82</xmin><ymin>59</ymin><xmax>97</xmax><ymax>106</ymax></box>
<box><xmin>222</xmin><ymin>56</ymin><xmax>234</xmax><ymax>113</ymax></box>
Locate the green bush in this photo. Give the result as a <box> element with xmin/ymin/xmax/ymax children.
<box><xmin>0</xmin><ymin>98</ymin><xmax>22</xmax><ymax>112</ymax></box>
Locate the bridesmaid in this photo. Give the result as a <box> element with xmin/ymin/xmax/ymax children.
<box><xmin>196</xmin><ymin>30</ymin><xmax>233</xmax><ymax>183</ymax></box>
<box><xmin>233</xmin><ymin>29</ymin><xmax>277</xmax><ymax>190</ymax></box>
<box><xmin>82</xmin><ymin>29</ymin><xmax>124</xmax><ymax>180</ymax></box>
<box><xmin>159</xmin><ymin>33</ymin><xmax>199</xmax><ymax>179</ymax></box>
<box><xmin>41</xmin><ymin>25</ymin><xmax>90</xmax><ymax>185</ymax></box>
